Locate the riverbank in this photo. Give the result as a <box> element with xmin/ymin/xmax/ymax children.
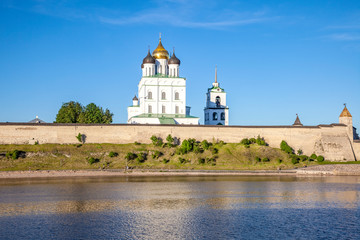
<box><xmin>0</xmin><ymin>164</ymin><xmax>360</xmax><ymax>179</ymax></box>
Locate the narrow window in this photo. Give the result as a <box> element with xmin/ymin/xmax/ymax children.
<box><xmin>175</xmin><ymin>106</ymin><xmax>179</xmax><ymax>114</ymax></box>
<box><xmin>221</xmin><ymin>112</ymin><xmax>225</xmax><ymax>120</ymax></box>
<box><xmin>175</xmin><ymin>92</ymin><xmax>179</xmax><ymax>100</ymax></box>
<box><xmin>148</xmin><ymin>91</ymin><xmax>152</xmax><ymax>99</ymax></box>
<box><xmin>148</xmin><ymin>105</ymin><xmax>152</xmax><ymax>113</ymax></box>
<box><xmin>162</xmin><ymin>105</ymin><xmax>166</xmax><ymax>114</ymax></box>
<box><xmin>159</xmin><ymin>65</ymin><xmax>162</xmax><ymax>74</ymax></box>
<box><xmin>161</xmin><ymin>92</ymin><xmax>166</xmax><ymax>100</ymax></box>
<box><xmin>213</xmin><ymin>112</ymin><xmax>218</xmax><ymax>120</ymax></box>
<box><xmin>216</xmin><ymin>96</ymin><xmax>221</xmax><ymax>107</ymax></box>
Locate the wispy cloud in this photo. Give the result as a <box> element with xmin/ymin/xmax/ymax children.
<box><xmin>326</xmin><ymin>33</ymin><xmax>360</xmax><ymax>41</ymax></box>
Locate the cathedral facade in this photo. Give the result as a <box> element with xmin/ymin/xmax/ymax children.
<box><xmin>127</xmin><ymin>37</ymin><xmax>199</xmax><ymax>125</ymax></box>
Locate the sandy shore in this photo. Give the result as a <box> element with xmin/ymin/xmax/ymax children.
<box><xmin>0</xmin><ymin>165</ymin><xmax>359</xmax><ymax>179</ymax></box>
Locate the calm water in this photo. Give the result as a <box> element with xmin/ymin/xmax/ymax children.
<box><xmin>0</xmin><ymin>175</ymin><xmax>359</xmax><ymax>239</ymax></box>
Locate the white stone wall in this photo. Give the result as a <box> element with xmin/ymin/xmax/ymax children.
<box><xmin>0</xmin><ymin>123</ymin><xmax>357</xmax><ymax>161</ymax></box>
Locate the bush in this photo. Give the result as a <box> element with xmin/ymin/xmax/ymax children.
<box><xmin>162</xmin><ymin>159</ymin><xmax>170</xmax><ymax>164</ymax></box>
<box><xmin>317</xmin><ymin>155</ymin><xmax>325</xmax><ymax>162</ymax></box>
<box><xmin>201</xmin><ymin>140</ymin><xmax>210</xmax><ymax>150</ymax></box>
<box><xmin>262</xmin><ymin>157</ymin><xmax>270</xmax><ymax>162</ymax></box>
<box><xmin>256</xmin><ymin>136</ymin><xmax>266</xmax><ymax>146</ymax></box>
<box><xmin>212</xmin><ymin>148</ymin><xmax>218</xmax><ymax>154</ymax></box>
<box><xmin>34</xmin><ymin>141</ymin><xmax>39</xmax><ymax>145</ymax></box>
<box><xmin>6</xmin><ymin>150</ymin><xmax>23</xmax><ymax>160</ymax></box>
<box><xmin>134</xmin><ymin>141</ymin><xmax>141</xmax><ymax>145</ymax></box>
<box><xmin>125</xmin><ymin>152</ymin><xmax>137</xmax><ymax>161</ymax></box>
<box><xmin>151</xmin><ymin>150</ymin><xmax>163</xmax><ymax>159</ymax></box>
<box><xmin>206</xmin><ymin>157</ymin><xmax>216</xmax><ymax>166</ymax></box>
<box><xmin>88</xmin><ymin>157</ymin><xmax>99</xmax><ymax>165</ymax></box>
<box><xmin>109</xmin><ymin>151</ymin><xmax>118</xmax><ymax>158</ymax></box>
<box><xmin>299</xmin><ymin>155</ymin><xmax>308</xmax><ymax>162</ymax></box>
<box><xmin>193</xmin><ymin>145</ymin><xmax>203</xmax><ymax>154</ymax></box>
<box><xmin>166</xmin><ymin>134</ymin><xmax>174</xmax><ymax>147</ymax></box>
<box><xmin>244</xmin><ymin>144</ymin><xmax>250</xmax><ymax>148</ymax></box>
<box><xmin>198</xmin><ymin>158</ymin><xmax>205</xmax><ymax>164</ymax></box>
<box><xmin>276</xmin><ymin>158</ymin><xmax>282</xmax><ymax>163</ymax></box>
<box><xmin>249</xmin><ymin>138</ymin><xmax>256</xmax><ymax>144</ymax></box>
<box><xmin>179</xmin><ymin>157</ymin><xmax>187</xmax><ymax>164</ymax></box>
<box><xmin>255</xmin><ymin>157</ymin><xmax>261</xmax><ymax>162</ymax></box>
<box><xmin>218</xmin><ymin>140</ymin><xmax>226</xmax><ymax>146</ymax></box>
<box><xmin>291</xmin><ymin>155</ymin><xmax>300</xmax><ymax>164</ymax></box>
<box><xmin>136</xmin><ymin>152</ymin><xmax>147</xmax><ymax>163</ymax></box>
<box><xmin>76</xmin><ymin>133</ymin><xmax>85</xmax><ymax>143</ymax></box>
<box><xmin>297</xmin><ymin>149</ymin><xmax>303</xmax><ymax>155</ymax></box>
<box><xmin>240</xmin><ymin>138</ymin><xmax>250</xmax><ymax>145</ymax></box>
<box><xmin>150</xmin><ymin>135</ymin><xmax>163</xmax><ymax>146</ymax></box>
<box><xmin>310</xmin><ymin>153</ymin><xmax>317</xmax><ymax>160</ymax></box>
<box><xmin>280</xmin><ymin>141</ymin><xmax>294</xmax><ymax>154</ymax></box>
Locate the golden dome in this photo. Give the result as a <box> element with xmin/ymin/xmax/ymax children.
<box><xmin>152</xmin><ymin>37</ymin><xmax>169</xmax><ymax>59</ymax></box>
<box><xmin>340</xmin><ymin>105</ymin><xmax>352</xmax><ymax>117</ymax></box>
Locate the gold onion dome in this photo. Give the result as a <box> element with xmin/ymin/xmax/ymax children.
<box><xmin>168</xmin><ymin>50</ymin><xmax>180</xmax><ymax>65</ymax></box>
<box><xmin>152</xmin><ymin>38</ymin><xmax>169</xmax><ymax>59</ymax></box>
<box><xmin>142</xmin><ymin>49</ymin><xmax>155</xmax><ymax>65</ymax></box>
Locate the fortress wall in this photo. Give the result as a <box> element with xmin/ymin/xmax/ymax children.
<box><xmin>353</xmin><ymin>141</ymin><xmax>360</xmax><ymax>161</ymax></box>
<box><xmin>0</xmin><ymin>123</ymin><xmax>355</xmax><ymax>161</ymax></box>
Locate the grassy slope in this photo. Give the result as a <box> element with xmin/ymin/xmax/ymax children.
<box><xmin>0</xmin><ymin>142</ymin><xmax>329</xmax><ymax>171</ymax></box>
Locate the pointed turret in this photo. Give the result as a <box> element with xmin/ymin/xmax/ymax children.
<box><xmin>293</xmin><ymin>114</ymin><xmax>303</xmax><ymax>126</ymax></box>
<box><xmin>132</xmin><ymin>95</ymin><xmax>138</xmax><ymax>106</ymax></box>
<box><xmin>340</xmin><ymin>104</ymin><xmax>352</xmax><ymax>117</ymax></box>
<box><xmin>339</xmin><ymin>104</ymin><xmax>354</xmax><ymax>142</ymax></box>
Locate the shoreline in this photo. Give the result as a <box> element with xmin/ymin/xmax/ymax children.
<box><xmin>1</xmin><ymin>165</ymin><xmax>360</xmax><ymax>179</ymax></box>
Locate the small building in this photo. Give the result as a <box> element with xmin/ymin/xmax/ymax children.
<box><xmin>28</xmin><ymin>116</ymin><xmax>46</xmax><ymax>124</ymax></box>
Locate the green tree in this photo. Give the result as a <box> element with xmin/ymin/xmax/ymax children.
<box><xmin>55</xmin><ymin>101</ymin><xmax>83</xmax><ymax>123</ymax></box>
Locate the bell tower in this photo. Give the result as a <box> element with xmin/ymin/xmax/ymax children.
<box><xmin>204</xmin><ymin>66</ymin><xmax>229</xmax><ymax>125</ymax></box>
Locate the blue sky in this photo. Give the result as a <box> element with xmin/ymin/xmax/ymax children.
<box><xmin>0</xmin><ymin>0</ymin><xmax>359</xmax><ymax>129</ymax></box>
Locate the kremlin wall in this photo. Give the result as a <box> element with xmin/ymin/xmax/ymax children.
<box><xmin>0</xmin><ymin>111</ymin><xmax>359</xmax><ymax>162</ymax></box>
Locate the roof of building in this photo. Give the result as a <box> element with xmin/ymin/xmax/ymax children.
<box><xmin>168</xmin><ymin>50</ymin><xmax>180</xmax><ymax>65</ymax></box>
<box><xmin>132</xmin><ymin>95</ymin><xmax>138</xmax><ymax>101</ymax></box>
<box><xmin>152</xmin><ymin>37</ymin><xmax>169</xmax><ymax>59</ymax></box>
<box><xmin>28</xmin><ymin>116</ymin><xmax>46</xmax><ymax>123</ymax></box>
<box><xmin>340</xmin><ymin>105</ymin><xmax>352</xmax><ymax>117</ymax></box>
<box><xmin>293</xmin><ymin>114</ymin><xmax>303</xmax><ymax>126</ymax></box>
<box><xmin>142</xmin><ymin>49</ymin><xmax>156</xmax><ymax>64</ymax></box>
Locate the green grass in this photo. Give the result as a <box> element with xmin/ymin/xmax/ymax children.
<box><xmin>0</xmin><ymin>142</ymin><xmax>337</xmax><ymax>171</ymax></box>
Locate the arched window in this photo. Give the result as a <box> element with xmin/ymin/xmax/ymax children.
<box><xmin>216</xmin><ymin>96</ymin><xmax>221</xmax><ymax>107</ymax></box>
<box><xmin>221</xmin><ymin>112</ymin><xmax>225</xmax><ymax>120</ymax></box>
<box><xmin>205</xmin><ymin>113</ymin><xmax>209</xmax><ymax>121</ymax></box>
<box><xmin>148</xmin><ymin>105</ymin><xmax>152</xmax><ymax>113</ymax></box>
<box><xmin>162</xmin><ymin>105</ymin><xmax>166</xmax><ymax>114</ymax></box>
<box><xmin>148</xmin><ymin>91</ymin><xmax>152</xmax><ymax>99</ymax></box>
<box><xmin>175</xmin><ymin>92</ymin><xmax>179</xmax><ymax>100</ymax></box>
<box><xmin>213</xmin><ymin>112</ymin><xmax>218</xmax><ymax>120</ymax></box>
<box><xmin>175</xmin><ymin>106</ymin><xmax>179</xmax><ymax>114</ymax></box>
<box><xmin>161</xmin><ymin>92</ymin><xmax>166</xmax><ymax>100</ymax></box>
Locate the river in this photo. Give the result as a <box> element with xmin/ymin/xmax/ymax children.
<box><xmin>0</xmin><ymin>175</ymin><xmax>359</xmax><ymax>239</ymax></box>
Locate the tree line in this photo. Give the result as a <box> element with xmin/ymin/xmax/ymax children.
<box><xmin>55</xmin><ymin>101</ymin><xmax>113</xmax><ymax>124</ymax></box>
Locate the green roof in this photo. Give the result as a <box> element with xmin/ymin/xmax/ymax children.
<box><xmin>159</xmin><ymin>118</ymin><xmax>176</xmax><ymax>124</ymax></box>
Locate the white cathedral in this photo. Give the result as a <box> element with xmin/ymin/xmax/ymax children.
<box><xmin>127</xmin><ymin>36</ymin><xmax>229</xmax><ymax>125</ymax></box>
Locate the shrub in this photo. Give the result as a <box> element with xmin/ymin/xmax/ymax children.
<box><xmin>244</xmin><ymin>144</ymin><xmax>250</xmax><ymax>148</ymax></box>
<box><xmin>212</xmin><ymin>148</ymin><xmax>218</xmax><ymax>154</ymax></box>
<box><xmin>218</xmin><ymin>140</ymin><xmax>226</xmax><ymax>146</ymax></box>
<box><xmin>262</xmin><ymin>157</ymin><xmax>270</xmax><ymax>162</ymax></box>
<box><xmin>249</xmin><ymin>138</ymin><xmax>256</xmax><ymax>144</ymax></box>
<box><xmin>109</xmin><ymin>151</ymin><xmax>118</xmax><ymax>158</ymax></box>
<box><xmin>291</xmin><ymin>155</ymin><xmax>300</xmax><ymax>164</ymax></box>
<box><xmin>198</xmin><ymin>158</ymin><xmax>205</xmax><ymax>164</ymax></box>
<box><xmin>201</xmin><ymin>140</ymin><xmax>210</xmax><ymax>150</ymax></box>
<box><xmin>240</xmin><ymin>138</ymin><xmax>250</xmax><ymax>145</ymax></box>
<box><xmin>76</xmin><ymin>133</ymin><xmax>85</xmax><ymax>143</ymax></box>
<box><xmin>150</xmin><ymin>135</ymin><xmax>163</xmax><ymax>146</ymax></box>
<box><xmin>299</xmin><ymin>155</ymin><xmax>308</xmax><ymax>162</ymax></box>
<box><xmin>162</xmin><ymin>159</ymin><xmax>170</xmax><ymax>164</ymax></box>
<box><xmin>310</xmin><ymin>154</ymin><xmax>317</xmax><ymax>160</ymax></box>
<box><xmin>88</xmin><ymin>157</ymin><xmax>99</xmax><ymax>165</ymax></box>
<box><xmin>34</xmin><ymin>141</ymin><xmax>39</xmax><ymax>145</ymax></box>
<box><xmin>6</xmin><ymin>150</ymin><xmax>22</xmax><ymax>160</ymax></box>
<box><xmin>151</xmin><ymin>150</ymin><xmax>163</xmax><ymax>159</ymax></box>
<box><xmin>276</xmin><ymin>158</ymin><xmax>282</xmax><ymax>164</ymax></box>
<box><xmin>125</xmin><ymin>152</ymin><xmax>137</xmax><ymax>161</ymax></box>
<box><xmin>256</xmin><ymin>136</ymin><xmax>266</xmax><ymax>146</ymax></box>
<box><xmin>206</xmin><ymin>157</ymin><xmax>216</xmax><ymax>166</ymax></box>
<box><xmin>317</xmin><ymin>155</ymin><xmax>325</xmax><ymax>162</ymax></box>
<box><xmin>134</xmin><ymin>141</ymin><xmax>141</xmax><ymax>145</ymax></box>
<box><xmin>297</xmin><ymin>149</ymin><xmax>303</xmax><ymax>155</ymax></box>
<box><xmin>179</xmin><ymin>157</ymin><xmax>187</xmax><ymax>164</ymax></box>
<box><xmin>166</xmin><ymin>134</ymin><xmax>174</xmax><ymax>147</ymax></box>
<box><xmin>280</xmin><ymin>141</ymin><xmax>294</xmax><ymax>154</ymax></box>
<box><xmin>136</xmin><ymin>152</ymin><xmax>147</xmax><ymax>163</ymax></box>
<box><xmin>193</xmin><ymin>145</ymin><xmax>203</xmax><ymax>154</ymax></box>
<box><xmin>255</xmin><ymin>157</ymin><xmax>261</xmax><ymax>162</ymax></box>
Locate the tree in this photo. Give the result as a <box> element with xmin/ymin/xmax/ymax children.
<box><xmin>55</xmin><ymin>101</ymin><xmax>113</xmax><ymax>124</ymax></box>
<box><xmin>55</xmin><ymin>101</ymin><xmax>83</xmax><ymax>123</ymax></box>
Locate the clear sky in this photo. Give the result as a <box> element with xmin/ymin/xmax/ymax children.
<box><xmin>0</xmin><ymin>0</ymin><xmax>359</xmax><ymax>129</ymax></box>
